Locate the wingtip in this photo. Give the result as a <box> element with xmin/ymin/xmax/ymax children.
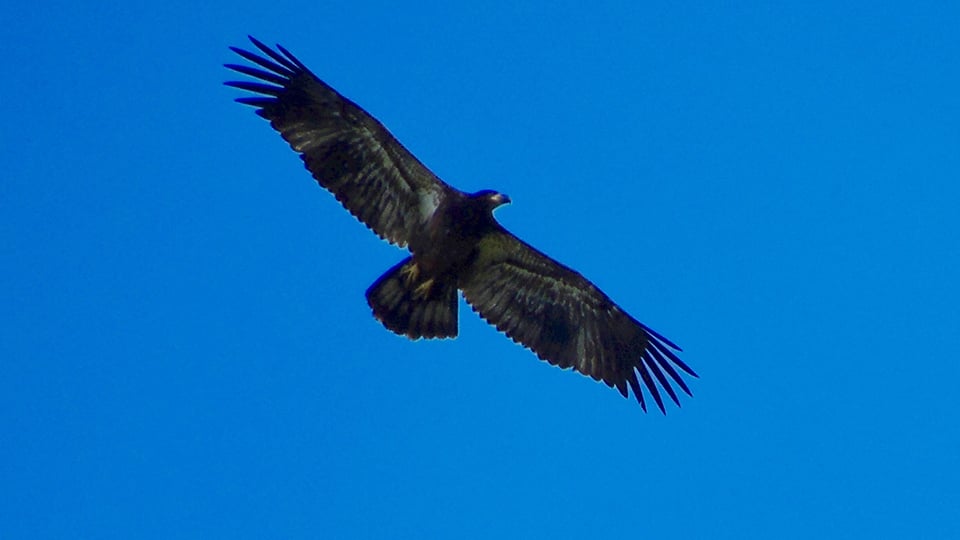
<box><xmin>633</xmin><ymin>382</ymin><xmax>647</xmax><ymax>412</ymax></box>
<box><xmin>654</xmin><ymin>399</ymin><xmax>666</xmax><ymax>415</ymax></box>
<box><xmin>247</xmin><ymin>35</ymin><xmax>268</xmax><ymax>49</ymax></box>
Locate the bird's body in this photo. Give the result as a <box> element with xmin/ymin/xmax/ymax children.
<box><xmin>226</xmin><ymin>37</ymin><xmax>697</xmax><ymax>412</ymax></box>
<box><xmin>366</xmin><ymin>190</ymin><xmax>509</xmax><ymax>340</ymax></box>
<box><xmin>413</xmin><ymin>190</ymin><xmax>507</xmax><ymax>281</ymax></box>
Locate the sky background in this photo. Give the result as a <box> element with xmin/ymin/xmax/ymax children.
<box><xmin>3</xmin><ymin>1</ymin><xmax>959</xmax><ymax>538</ymax></box>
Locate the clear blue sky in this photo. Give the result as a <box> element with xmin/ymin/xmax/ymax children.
<box><xmin>3</xmin><ymin>1</ymin><xmax>959</xmax><ymax>538</ymax></box>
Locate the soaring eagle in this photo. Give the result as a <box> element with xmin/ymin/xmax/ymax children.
<box><xmin>226</xmin><ymin>37</ymin><xmax>697</xmax><ymax>412</ymax></box>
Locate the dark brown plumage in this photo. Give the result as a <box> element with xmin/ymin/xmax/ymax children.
<box><xmin>225</xmin><ymin>36</ymin><xmax>698</xmax><ymax>412</ymax></box>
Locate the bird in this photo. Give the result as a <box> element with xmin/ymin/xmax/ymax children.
<box><xmin>225</xmin><ymin>36</ymin><xmax>697</xmax><ymax>412</ymax></box>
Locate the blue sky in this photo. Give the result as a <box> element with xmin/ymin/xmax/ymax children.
<box><xmin>3</xmin><ymin>1</ymin><xmax>959</xmax><ymax>538</ymax></box>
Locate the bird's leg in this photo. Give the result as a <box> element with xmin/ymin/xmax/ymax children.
<box><xmin>413</xmin><ymin>278</ymin><xmax>435</xmax><ymax>300</ymax></box>
<box><xmin>400</xmin><ymin>262</ymin><xmax>420</xmax><ymax>286</ymax></box>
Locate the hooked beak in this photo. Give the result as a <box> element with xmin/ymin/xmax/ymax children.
<box><xmin>493</xmin><ymin>193</ymin><xmax>511</xmax><ymax>206</ymax></box>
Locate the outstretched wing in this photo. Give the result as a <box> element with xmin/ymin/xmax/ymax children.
<box><xmin>460</xmin><ymin>229</ymin><xmax>698</xmax><ymax>413</ymax></box>
<box><xmin>225</xmin><ymin>36</ymin><xmax>457</xmax><ymax>247</ymax></box>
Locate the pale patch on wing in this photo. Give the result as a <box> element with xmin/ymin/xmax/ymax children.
<box><xmin>575</xmin><ymin>324</ymin><xmax>588</xmax><ymax>364</ymax></box>
<box><xmin>288</xmin><ymin>126</ymin><xmax>344</xmax><ymax>153</ymax></box>
<box><xmin>417</xmin><ymin>187</ymin><xmax>442</xmax><ymax>222</ymax></box>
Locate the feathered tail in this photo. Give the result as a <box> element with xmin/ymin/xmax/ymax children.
<box><xmin>365</xmin><ymin>257</ymin><xmax>459</xmax><ymax>339</ymax></box>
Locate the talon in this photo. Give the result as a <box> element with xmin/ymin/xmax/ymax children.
<box><xmin>413</xmin><ymin>278</ymin><xmax>434</xmax><ymax>300</ymax></box>
<box><xmin>400</xmin><ymin>263</ymin><xmax>419</xmax><ymax>286</ymax></box>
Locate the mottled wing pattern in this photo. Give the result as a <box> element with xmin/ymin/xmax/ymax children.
<box><xmin>225</xmin><ymin>36</ymin><xmax>455</xmax><ymax>247</ymax></box>
<box><xmin>460</xmin><ymin>230</ymin><xmax>698</xmax><ymax>413</ymax></box>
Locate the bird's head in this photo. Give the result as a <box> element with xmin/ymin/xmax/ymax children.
<box><xmin>472</xmin><ymin>189</ymin><xmax>511</xmax><ymax>211</ymax></box>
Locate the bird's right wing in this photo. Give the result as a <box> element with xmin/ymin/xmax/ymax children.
<box><xmin>460</xmin><ymin>228</ymin><xmax>697</xmax><ymax>413</ymax></box>
<box><xmin>225</xmin><ymin>36</ymin><xmax>457</xmax><ymax>248</ymax></box>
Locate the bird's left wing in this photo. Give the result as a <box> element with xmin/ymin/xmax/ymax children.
<box><xmin>225</xmin><ymin>37</ymin><xmax>457</xmax><ymax>248</ymax></box>
<box><xmin>459</xmin><ymin>229</ymin><xmax>697</xmax><ymax>412</ymax></box>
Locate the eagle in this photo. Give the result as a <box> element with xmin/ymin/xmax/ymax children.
<box><xmin>225</xmin><ymin>37</ymin><xmax>698</xmax><ymax>412</ymax></box>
